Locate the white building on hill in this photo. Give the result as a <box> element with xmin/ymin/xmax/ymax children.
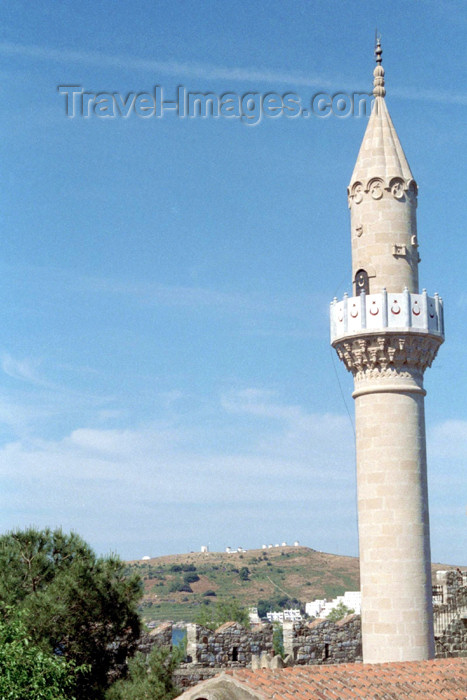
<box><xmin>266</xmin><ymin>609</ymin><xmax>302</xmax><ymax>623</ymax></box>
<box><xmin>306</xmin><ymin>591</ymin><xmax>361</xmax><ymax>619</ymax></box>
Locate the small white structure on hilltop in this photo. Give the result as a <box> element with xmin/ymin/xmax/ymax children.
<box><xmin>141</xmin><ymin>555</ymin><xmax>151</xmax><ymax>561</ymax></box>
<box><xmin>281</xmin><ymin>542</ymin><xmax>287</xmax><ymax>547</ymax></box>
<box><xmin>201</xmin><ymin>545</ymin><xmax>209</xmax><ymax>553</ymax></box>
<box><xmin>225</xmin><ymin>547</ymin><xmax>232</xmax><ymax>554</ymax></box>
<box><xmin>262</xmin><ymin>544</ymin><xmax>267</xmax><ymax>549</ymax></box>
<box><xmin>267</xmin><ymin>609</ymin><xmax>302</xmax><ymax>623</ymax></box>
<box><xmin>306</xmin><ymin>591</ymin><xmax>361</xmax><ymax>619</ymax></box>
<box><xmin>293</xmin><ymin>541</ymin><xmax>300</xmax><ymax>547</ymax></box>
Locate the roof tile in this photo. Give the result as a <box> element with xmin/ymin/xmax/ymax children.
<box><xmin>181</xmin><ymin>658</ymin><xmax>467</xmax><ymax>699</ymax></box>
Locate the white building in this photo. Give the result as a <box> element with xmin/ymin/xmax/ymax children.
<box><xmin>306</xmin><ymin>591</ymin><xmax>361</xmax><ymax>619</ymax></box>
<box><xmin>305</xmin><ymin>599</ymin><xmax>327</xmax><ymax>618</ymax></box>
<box><xmin>266</xmin><ymin>609</ymin><xmax>302</xmax><ymax>623</ymax></box>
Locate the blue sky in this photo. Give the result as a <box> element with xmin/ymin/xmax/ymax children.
<box><xmin>0</xmin><ymin>0</ymin><xmax>465</xmax><ymax>562</ymax></box>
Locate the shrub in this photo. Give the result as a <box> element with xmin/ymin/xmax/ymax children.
<box><xmin>326</xmin><ymin>602</ymin><xmax>355</xmax><ymax>622</ymax></box>
<box><xmin>169</xmin><ymin>581</ymin><xmax>193</xmax><ymax>594</ymax></box>
<box><xmin>239</xmin><ymin>567</ymin><xmax>250</xmax><ymax>581</ymax></box>
<box><xmin>181</xmin><ymin>564</ymin><xmax>196</xmax><ymax>572</ymax></box>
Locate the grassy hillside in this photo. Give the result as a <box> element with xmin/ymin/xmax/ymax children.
<box><xmin>127</xmin><ymin>546</ymin><xmax>360</xmax><ymax>622</ymax></box>
<box><xmin>126</xmin><ymin>546</ymin><xmax>458</xmax><ymax>623</ymax></box>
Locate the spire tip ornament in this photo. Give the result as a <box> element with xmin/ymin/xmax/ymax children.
<box><xmin>373</xmin><ymin>34</ymin><xmax>386</xmax><ymax>98</ymax></box>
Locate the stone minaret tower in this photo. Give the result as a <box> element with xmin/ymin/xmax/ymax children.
<box><xmin>330</xmin><ymin>40</ymin><xmax>444</xmax><ymax>663</ymax></box>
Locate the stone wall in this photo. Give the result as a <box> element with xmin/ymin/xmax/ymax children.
<box><xmin>174</xmin><ymin>666</ymin><xmax>219</xmax><ymax>691</ymax></box>
<box><xmin>435</xmin><ymin>570</ymin><xmax>467</xmax><ymax>604</ymax></box>
<box><xmin>138</xmin><ymin>579</ymin><xmax>467</xmax><ymax>681</ymax></box>
<box><xmin>283</xmin><ymin>615</ymin><xmax>362</xmax><ymax>665</ymax></box>
<box><xmin>186</xmin><ymin>621</ymin><xmax>274</xmax><ymax>667</ymax></box>
<box><xmin>137</xmin><ymin>621</ymin><xmax>173</xmax><ymax>655</ymax></box>
<box><xmin>435</xmin><ymin>618</ymin><xmax>467</xmax><ymax>658</ymax></box>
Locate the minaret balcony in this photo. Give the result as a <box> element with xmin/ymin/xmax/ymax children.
<box><xmin>330</xmin><ymin>288</ymin><xmax>444</xmax><ymax>344</ymax></box>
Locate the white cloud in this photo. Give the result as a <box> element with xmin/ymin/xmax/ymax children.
<box><xmin>0</xmin><ymin>383</ymin><xmax>462</xmax><ymax>561</ymax></box>
<box><xmin>1</xmin><ymin>353</ymin><xmax>47</xmax><ymax>385</ymax></box>
<box><xmin>1</xmin><ymin>41</ymin><xmax>464</xmax><ymax>105</ymax></box>
<box><xmin>0</xmin><ymin>389</ymin><xmax>356</xmax><ymax>552</ymax></box>
<box><xmin>0</xmin><ymin>40</ymin><xmax>332</xmax><ymax>88</ymax></box>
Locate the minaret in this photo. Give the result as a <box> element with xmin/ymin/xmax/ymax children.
<box><xmin>330</xmin><ymin>40</ymin><xmax>444</xmax><ymax>663</ymax></box>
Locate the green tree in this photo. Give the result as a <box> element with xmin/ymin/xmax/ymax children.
<box><xmin>272</xmin><ymin>622</ymin><xmax>284</xmax><ymax>658</ymax></box>
<box><xmin>239</xmin><ymin>566</ymin><xmax>250</xmax><ymax>581</ymax></box>
<box><xmin>0</xmin><ymin>528</ymin><xmax>142</xmax><ymax>699</ymax></box>
<box><xmin>193</xmin><ymin>599</ymin><xmax>250</xmax><ymax>630</ymax></box>
<box><xmin>105</xmin><ymin>645</ymin><xmax>183</xmax><ymax>700</ymax></box>
<box><xmin>326</xmin><ymin>602</ymin><xmax>355</xmax><ymax>622</ymax></box>
<box><xmin>0</xmin><ymin>612</ymin><xmax>81</xmax><ymax>700</ymax></box>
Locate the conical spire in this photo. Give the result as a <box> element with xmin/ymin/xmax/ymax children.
<box><xmin>349</xmin><ymin>39</ymin><xmax>414</xmax><ymax>190</ymax></box>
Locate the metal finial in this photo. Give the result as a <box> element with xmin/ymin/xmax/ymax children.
<box><xmin>373</xmin><ymin>33</ymin><xmax>386</xmax><ymax>97</ymax></box>
<box><xmin>375</xmin><ymin>32</ymin><xmax>383</xmax><ymax>64</ymax></box>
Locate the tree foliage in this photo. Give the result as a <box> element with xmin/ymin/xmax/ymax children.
<box><xmin>105</xmin><ymin>645</ymin><xmax>183</xmax><ymax>700</ymax></box>
<box><xmin>239</xmin><ymin>566</ymin><xmax>250</xmax><ymax>581</ymax></box>
<box><xmin>0</xmin><ymin>612</ymin><xmax>81</xmax><ymax>700</ymax></box>
<box><xmin>256</xmin><ymin>596</ymin><xmax>304</xmax><ymax>619</ymax></box>
<box><xmin>272</xmin><ymin>622</ymin><xmax>284</xmax><ymax>658</ymax></box>
<box><xmin>0</xmin><ymin>528</ymin><xmax>142</xmax><ymax>699</ymax></box>
<box><xmin>326</xmin><ymin>602</ymin><xmax>355</xmax><ymax>622</ymax></box>
<box><xmin>193</xmin><ymin>599</ymin><xmax>250</xmax><ymax>630</ymax></box>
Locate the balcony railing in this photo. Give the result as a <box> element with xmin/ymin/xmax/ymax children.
<box><xmin>330</xmin><ymin>288</ymin><xmax>444</xmax><ymax>343</ymax></box>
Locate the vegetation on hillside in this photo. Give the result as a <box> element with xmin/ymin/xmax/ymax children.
<box><xmin>0</xmin><ymin>530</ymin><xmax>459</xmax><ymax>699</ymax></box>
<box><xmin>193</xmin><ymin>599</ymin><xmax>250</xmax><ymax>630</ymax></box>
<box><xmin>128</xmin><ymin>546</ymin><xmax>361</xmax><ymax>623</ymax></box>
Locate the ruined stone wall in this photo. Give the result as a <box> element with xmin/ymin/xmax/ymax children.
<box><xmin>138</xmin><ymin>593</ymin><xmax>467</xmax><ymax>684</ymax></box>
<box><xmin>435</xmin><ymin>618</ymin><xmax>467</xmax><ymax>658</ymax></box>
<box><xmin>436</xmin><ymin>570</ymin><xmax>467</xmax><ymax>604</ymax></box>
<box><xmin>186</xmin><ymin>621</ymin><xmax>274</xmax><ymax>667</ymax></box>
<box><xmin>137</xmin><ymin>621</ymin><xmax>173</xmax><ymax>655</ymax></box>
<box><xmin>283</xmin><ymin>615</ymin><xmax>362</xmax><ymax>665</ymax></box>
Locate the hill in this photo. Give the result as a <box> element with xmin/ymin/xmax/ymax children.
<box><xmin>126</xmin><ymin>546</ymin><xmax>458</xmax><ymax>623</ymax></box>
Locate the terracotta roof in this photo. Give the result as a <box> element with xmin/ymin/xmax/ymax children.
<box><xmin>180</xmin><ymin>658</ymin><xmax>467</xmax><ymax>699</ymax></box>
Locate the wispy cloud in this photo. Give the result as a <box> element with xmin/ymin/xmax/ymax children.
<box><xmin>1</xmin><ymin>353</ymin><xmax>48</xmax><ymax>386</ymax></box>
<box><xmin>1</xmin><ymin>40</ymin><xmax>464</xmax><ymax>105</ymax></box>
<box><xmin>3</xmin><ymin>262</ymin><xmax>325</xmax><ymax>324</ymax></box>
<box><xmin>390</xmin><ymin>86</ymin><xmax>467</xmax><ymax>107</ymax></box>
<box><xmin>0</xmin><ymin>40</ymin><xmax>332</xmax><ymax>89</ymax></box>
<box><xmin>0</xmin><ymin>389</ymin><xmax>356</xmax><ymax>553</ymax></box>
<box><xmin>0</xmin><ymin>383</ymin><xmax>464</xmax><ymax>561</ymax></box>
